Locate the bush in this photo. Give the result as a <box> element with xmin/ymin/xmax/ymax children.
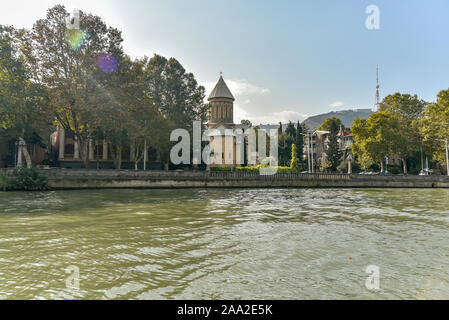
<box><xmin>0</xmin><ymin>168</ymin><xmax>50</xmax><ymax>191</ymax></box>
<box><xmin>210</xmin><ymin>166</ymin><xmax>233</xmax><ymax>172</ymax></box>
<box><xmin>211</xmin><ymin>166</ymin><xmax>301</xmax><ymax>173</ymax></box>
<box><xmin>290</xmin><ymin>144</ymin><xmax>299</xmax><ymax>171</ymax></box>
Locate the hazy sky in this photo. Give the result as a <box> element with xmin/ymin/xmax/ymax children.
<box><xmin>1</xmin><ymin>0</ymin><xmax>448</xmax><ymax>124</ymax></box>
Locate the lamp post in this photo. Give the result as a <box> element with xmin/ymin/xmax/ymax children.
<box><xmin>311</xmin><ymin>132</ymin><xmax>315</xmax><ymax>174</ymax></box>
<box><xmin>143</xmin><ymin>119</ymin><xmax>148</xmax><ymax>171</ymax></box>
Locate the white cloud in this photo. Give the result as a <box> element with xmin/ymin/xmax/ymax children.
<box><xmin>204</xmin><ymin>78</ymin><xmax>306</xmax><ymax>125</ymax></box>
<box><xmin>236</xmin><ymin>109</ymin><xmax>309</xmax><ymax>126</ymax></box>
<box><xmin>329</xmin><ymin>101</ymin><xmax>344</xmax><ymax>108</ymax></box>
<box><xmin>226</xmin><ymin>79</ymin><xmax>271</xmax><ymax>96</ymax></box>
<box><xmin>204</xmin><ymin>79</ymin><xmax>270</xmax><ymax>100</ymax></box>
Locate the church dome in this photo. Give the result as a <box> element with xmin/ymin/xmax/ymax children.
<box><xmin>208</xmin><ymin>76</ymin><xmax>235</xmax><ymax>101</ymax></box>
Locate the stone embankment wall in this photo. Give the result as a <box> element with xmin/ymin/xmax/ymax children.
<box><xmin>4</xmin><ymin>169</ymin><xmax>448</xmax><ymax>189</ymax></box>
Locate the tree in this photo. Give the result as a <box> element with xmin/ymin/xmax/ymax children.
<box><xmin>380</xmin><ymin>93</ymin><xmax>426</xmax><ymax>174</ymax></box>
<box><xmin>351</xmin><ymin>112</ymin><xmax>398</xmax><ymax>172</ymax></box>
<box><xmin>0</xmin><ymin>25</ymin><xmax>50</xmax><ymax>168</ymax></box>
<box><xmin>241</xmin><ymin>120</ymin><xmax>252</xmax><ymax>128</ymax></box>
<box><xmin>319</xmin><ymin>156</ymin><xmax>332</xmax><ymax>173</ymax></box>
<box><xmin>326</xmin><ymin>119</ymin><xmax>342</xmax><ymax>171</ymax></box>
<box><xmin>26</xmin><ymin>5</ymin><xmax>125</xmax><ymax>168</ymax></box>
<box><xmin>285</xmin><ymin>121</ymin><xmax>296</xmax><ymax>138</ymax></box>
<box><xmin>420</xmin><ymin>88</ymin><xmax>449</xmax><ymax>167</ymax></box>
<box><xmin>318</xmin><ymin>117</ymin><xmax>343</xmax><ymax>132</ymax></box>
<box><xmin>290</xmin><ymin>144</ymin><xmax>299</xmax><ymax>171</ymax></box>
<box><xmin>144</xmin><ymin>54</ymin><xmax>208</xmax><ymax>131</ymax></box>
<box><xmin>143</xmin><ymin>54</ymin><xmax>207</xmax><ymax>168</ymax></box>
<box><xmin>278</xmin><ymin>125</ymin><xmax>295</xmax><ymax>167</ymax></box>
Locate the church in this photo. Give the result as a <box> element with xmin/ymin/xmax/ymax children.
<box><xmin>207</xmin><ymin>75</ymin><xmax>248</xmax><ymax>167</ymax></box>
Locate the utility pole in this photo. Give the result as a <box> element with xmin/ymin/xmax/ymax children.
<box><xmin>307</xmin><ymin>133</ymin><xmax>311</xmax><ymax>173</ymax></box>
<box><xmin>311</xmin><ymin>133</ymin><xmax>315</xmax><ymax>174</ymax></box>
<box><xmin>348</xmin><ymin>153</ymin><xmax>353</xmax><ymax>175</ymax></box>
<box><xmin>144</xmin><ymin>139</ymin><xmax>147</xmax><ymax>171</ymax></box>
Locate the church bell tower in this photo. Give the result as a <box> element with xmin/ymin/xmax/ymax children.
<box><xmin>208</xmin><ymin>74</ymin><xmax>235</xmax><ymax>128</ymax></box>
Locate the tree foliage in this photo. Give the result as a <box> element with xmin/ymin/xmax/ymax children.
<box><xmin>325</xmin><ymin>119</ymin><xmax>342</xmax><ymax>171</ymax></box>
<box><xmin>25</xmin><ymin>5</ymin><xmax>126</xmax><ymax>167</ymax></box>
<box><xmin>352</xmin><ymin>93</ymin><xmax>427</xmax><ymax>174</ymax></box>
<box><xmin>318</xmin><ymin>117</ymin><xmax>343</xmax><ymax>132</ymax></box>
<box><xmin>0</xmin><ymin>25</ymin><xmax>50</xmax><ymax>168</ymax></box>
<box><xmin>420</xmin><ymin>88</ymin><xmax>449</xmax><ymax>166</ymax></box>
<box><xmin>290</xmin><ymin>144</ymin><xmax>299</xmax><ymax>171</ymax></box>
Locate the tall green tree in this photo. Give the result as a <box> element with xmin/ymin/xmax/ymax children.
<box><xmin>326</xmin><ymin>119</ymin><xmax>342</xmax><ymax>171</ymax></box>
<box><xmin>0</xmin><ymin>25</ymin><xmax>50</xmax><ymax>168</ymax></box>
<box><xmin>285</xmin><ymin>121</ymin><xmax>296</xmax><ymax>138</ymax></box>
<box><xmin>144</xmin><ymin>54</ymin><xmax>208</xmax><ymax>132</ymax></box>
<box><xmin>379</xmin><ymin>93</ymin><xmax>426</xmax><ymax>174</ymax></box>
<box><xmin>295</xmin><ymin>121</ymin><xmax>303</xmax><ymax>161</ymax></box>
<box><xmin>143</xmin><ymin>54</ymin><xmax>207</xmax><ymax>168</ymax></box>
<box><xmin>351</xmin><ymin>112</ymin><xmax>398</xmax><ymax>172</ymax></box>
<box><xmin>26</xmin><ymin>5</ymin><xmax>125</xmax><ymax>168</ymax></box>
<box><xmin>420</xmin><ymin>88</ymin><xmax>449</xmax><ymax>168</ymax></box>
<box><xmin>278</xmin><ymin>122</ymin><xmax>295</xmax><ymax>167</ymax></box>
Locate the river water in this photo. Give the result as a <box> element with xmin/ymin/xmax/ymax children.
<box><xmin>1</xmin><ymin>188</ymin><xmax>449</xmax><ymax>300</ymax></box>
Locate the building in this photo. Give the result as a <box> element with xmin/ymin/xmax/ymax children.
<box><xmin>0</xmin><ymin>134</ymin><xmax>46</xmax><ymax>168</ymax></box>
<box><xmin>339</xmin><ymin>126</ymin><xmax>354</xmax><ymax>151</ymax></box>
<box><xmin>51</xmin><ymin>127</ymin><xmax>161</xmax><ymax>169</ymax></box>
<box><xmin>207</xmin><ymin>75</ymin><xmax>247</xmax><ymax>167</ymax></box>
<box><xmin>304</xmin><ymin>127</ymin><xmax>355</xmax><ymax>168</ymax></box>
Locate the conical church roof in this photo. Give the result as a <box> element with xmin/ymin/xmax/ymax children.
<box><xmin>208</xmin><ymin>76</ymin><xmax>235</xmax><ymax>101</ymax></box>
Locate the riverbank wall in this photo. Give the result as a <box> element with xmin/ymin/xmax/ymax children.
<box><xmin>3</xmin><ymin>169</ymin><xmax>449</xmax><ymax>189</ymax></box>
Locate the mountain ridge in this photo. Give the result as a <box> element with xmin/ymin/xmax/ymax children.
<box><xmin>302</xmin><ymin>108</ymin><xmax>374</xmax><ymax>131</ymax></box>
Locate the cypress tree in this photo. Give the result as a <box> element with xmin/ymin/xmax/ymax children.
<box><xmin>296</xmin><ymin>121</ymin><xmax>303</xmax><ymax>161</ymax></box>
<box><xmin>326</xmin><ymin>121</ymin><xmax>343</xmax><ymax>171</ymax></box>
<box><xmin>291</xmin><ymin>144</ymin><xmax>299</xmax><ymax>171</ymax></box>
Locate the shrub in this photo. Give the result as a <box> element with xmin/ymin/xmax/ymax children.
<box><xmin>0</xmin><ymin>168</ymin><xmax>50</xmax><ymax>191</ymax></box>
<box><xmin>210</xmin><ymin>166</ymin><xmax>233</xmax><ymax>172</ymax></box>
<box><xmin>290</xmin><ymin>144</ymin><xmax>299</xmax><ymax>171</ymax></box>
<box><xmin>211</xmin><ymin>165</ymin><xmax>304</xmax><ymax>174</ymax></box>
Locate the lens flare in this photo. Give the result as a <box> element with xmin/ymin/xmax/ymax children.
<box><xmin>97</xmin><ymin>54</ymin><xmax>118</xmax><ymax>73</ymax></box>
<box><xmin>65</xmin><ymin>29</ymin><xmax>90</xmax><ymax>52</ymax></box>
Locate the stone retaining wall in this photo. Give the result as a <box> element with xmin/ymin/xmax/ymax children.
<box><xmin>3</xmin><ymin>169</ymin><xmax>448</xmax><ymax>189</ymax></box>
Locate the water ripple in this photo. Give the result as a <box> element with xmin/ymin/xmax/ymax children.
<box><xmin>0</xmin><ymin>188</ymin><xmax>449</xmax><ymax>299</ymax></box>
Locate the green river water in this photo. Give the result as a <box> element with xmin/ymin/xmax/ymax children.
<box><xmin>1</xmin><ymin>188</ymin><xmax>449</xmax><ymax>300</ymax></box>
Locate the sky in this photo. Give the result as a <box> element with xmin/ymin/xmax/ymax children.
<box><xmin>1</xmin><ymin>0</ymin><xmax>448</xmax><ymax>124</ymax></box>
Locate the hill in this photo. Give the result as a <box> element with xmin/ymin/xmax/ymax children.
<box><xmin>303</xmin><ymin>109</ymin><xmax>374</xmax><ymax>131</ymax></box>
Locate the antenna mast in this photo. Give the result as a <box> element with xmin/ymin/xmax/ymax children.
<box><xmin>375</xmin><ymin>65</ymin><xmax>380</xmax><ymax>112</ymax></box>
